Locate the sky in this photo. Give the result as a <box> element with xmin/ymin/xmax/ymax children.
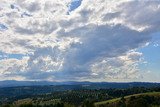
<box><xmin>0</xmin><ymin>0</ymin><xmax>160</xmax><ymax>82</ymax></box>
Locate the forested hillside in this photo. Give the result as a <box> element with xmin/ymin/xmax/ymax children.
<box><xmin>0</xmin><ymin>86</ymin><xmax>160</xmax><ymax>107</ymax></box>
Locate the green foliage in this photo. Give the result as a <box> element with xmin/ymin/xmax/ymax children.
<box><xmin>19</xmin><ymin>103</ymin><xmax>34</xmax><ymax>107</ymax></box>
<box><xmin>82</xmin><ymin>100</ymin><xmax>95</xmax><ymax>107</ymax></box>
<box><xmin>1</xmin><ymin>104</ymin><xmax>11</xmax><ymax>107</ymax></box>
<box><xmin>0</xmin><ymin>87</ymin><xmax>160</xmax><ymax>107</ymax></box>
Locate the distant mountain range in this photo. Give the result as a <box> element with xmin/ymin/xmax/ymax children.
<box><xmin>0</xmin><ymin>80</ymin><xmax>160</xmax><ymax>88</ymax></box>
<box><xmin>0</xmin><ymin>80</ymin><xmax>92</xmax><ymax>87</ymax></box>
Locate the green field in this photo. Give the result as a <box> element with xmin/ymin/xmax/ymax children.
<box><xmin>95</xmin><ymin>92</ymin><xmax>160</xmax><ymax>107</ymax></box>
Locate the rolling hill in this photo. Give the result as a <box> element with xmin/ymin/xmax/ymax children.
<box><xmin>95</xmin><ymin>92</ymin><xmax>160</xmax><ymax>107</ymax></box>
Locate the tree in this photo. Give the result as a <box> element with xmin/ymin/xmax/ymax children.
<box><xmin>82</xmin><ymin>100</ymin><xmax>95</xmax><ymax>107</ymax></box>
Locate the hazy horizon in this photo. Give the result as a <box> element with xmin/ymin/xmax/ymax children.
<box><xmin>0</xmin><ymin>0</ymin><xmax>160</xmax><ymax>82</ymax></box>
<box><xmin>0</xmin><ymin>80</ymin><xmax>160</xmax><ymax>83</ymax></box>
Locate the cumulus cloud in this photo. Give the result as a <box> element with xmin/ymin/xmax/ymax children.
<box><xmin>0</xmin><ymin>0</ymin><xmax>160</xmax><ymax>81</ymax></box>
<box><xmin>14</xmin><ymin>19</ymin><xmax>58</xmax><ymax>35</ymax></box>
<box><xmin>0</xmin><ymin>57</ymin><xmax>28</xmax><ymax>80</ymax></box>
<box><xmin>90</xmin><ymin>51</ymin><xmax>143</xmax><ymax>81</ymax></box>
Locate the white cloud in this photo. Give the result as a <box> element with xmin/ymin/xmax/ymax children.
<box><xmin>0</xmin><ymin>0</ymin><xmax>160</xmax><ymax>81</ymax></box>
<box><xmin>90</xmin><ymin>51</ymin><xmax>142</xmax><ymax>81</ymax></box>
<box><xmin>0</xmin><ymin>57</ymin><xmax>28</xmax><ymax>80</ymax></box>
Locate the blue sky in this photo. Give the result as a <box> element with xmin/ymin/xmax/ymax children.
<box><xmin>139</xmin><ymin>33</ymin><xmax>160</xmax><ymax>69</ymax></box>
<box><xmin>138</xmin><ymin>33</ymin><xmax>160</xmax><ymax>81</ymax></box>
<box><xmin>69</xmin><ymin>0</ymin><xmax>82</xmax><ymax>12</ymax></box>
<box><xmin>0</xmin><ymin>0</ymin><xmax>160</xmax><ymax>82</ymax></box>
<box><xmin>0</xmin><ymin>23</ymin><xmax>8</xmax><ymax>31</ymax></box>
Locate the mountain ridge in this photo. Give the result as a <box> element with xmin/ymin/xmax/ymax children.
<box><xmin>0</xmin><ymin>80</ymin><xmax>160</xmax><ymax>88</ymax></box>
